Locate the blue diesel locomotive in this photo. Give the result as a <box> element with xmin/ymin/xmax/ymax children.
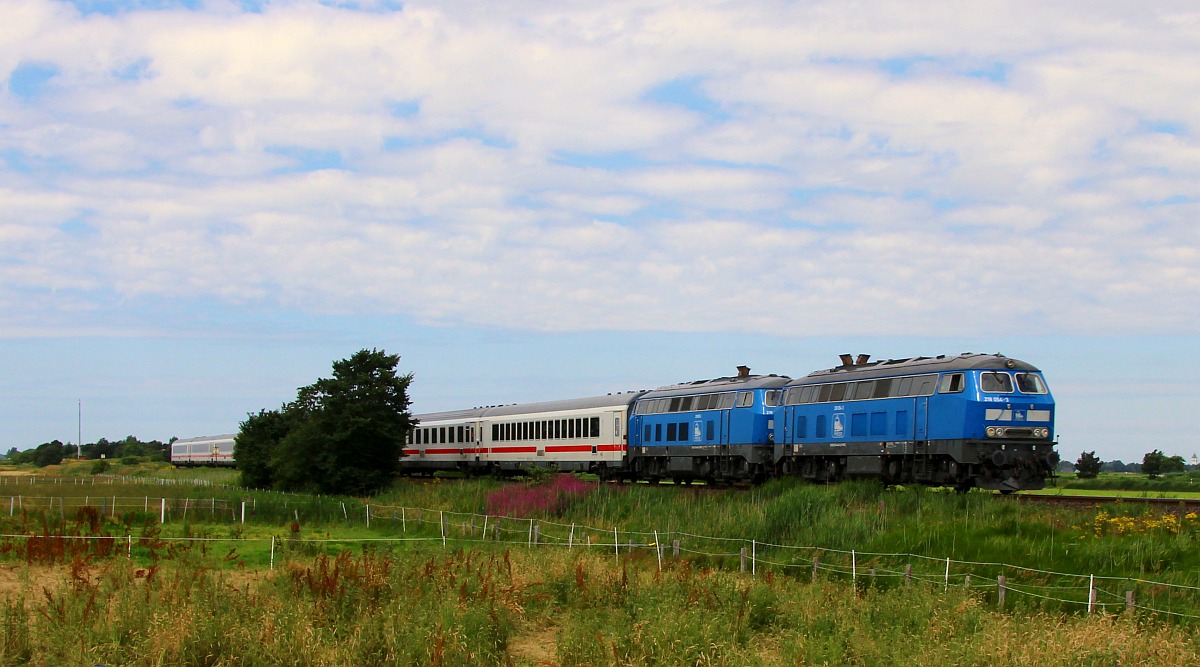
<box><xmin>774</xmin><ymin>353</ymin><xmax>1055</xmax><ymax>492</ymax></box>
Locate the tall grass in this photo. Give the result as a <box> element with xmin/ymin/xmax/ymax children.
<box><xmin>3</xmin><ymin>548</ymin><xmax>1194</xmax><ymax>666</ymax></box>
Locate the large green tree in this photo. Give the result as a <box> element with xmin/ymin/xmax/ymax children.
<box><xmin>1074</xmin><ymin>451</ymin><xmax>1101</xmax><ymax>479</ymax></box>
<box><xmin>234</xmin><ymin>408</ymin><xmax>293</xmax><ymax>489</ymax></box>
<box><xmin>235</xmin><ymin>349</ymin><xmax>415</xmax><ymax>495</ymax></box>
<box><xmin>1142</xmin><ymin>449</ymin><xmax>1166</xmax><ymax>478</ymax></box>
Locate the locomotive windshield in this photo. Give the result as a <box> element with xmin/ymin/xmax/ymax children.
<box><xmin>1015</xmin><ymin>373</ymin><xmax>1048</xmax><ymax>394</ymax></box>
<box><xmin>980</xmin><ymin>371</ymin><xmax>1049</xmax><ymax>394</ymax></box>
<box><xmin>980</xmin><ymin>372</ymin><xmax>1014</xmax><ymax>393</ymax></box>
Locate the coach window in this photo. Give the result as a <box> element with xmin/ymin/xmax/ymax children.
<box><xmin>795</xmin><ymin>415</ymin><xmax>807</xmax><ymax>439</ymax></box>
<box><xmin>666</xmin><ymin>423</ymin><xmax>677</xmax><ymax>441</ymax></box>
<box><xmin>655</xmin><ymin>424</ymin><xmax>663</xmax><ymax>442</ymax></box>
<box><xmin>817</xmin><ymin>384</ymin><xmax>832</xmax><ymax>403</ymax></box>
<box><xmin>491</xmin><ymin>424</ymin><xmax>499</xmax><ymax>441</ymax></box>
<box><xmin>938</xmin><ymin>373</ymin><xmax>965</xmax><ymax>393</ymax></box>
<box><xmin>735</xmin><ymin>391</ymin><xmax>754</xmax><ymax>408</ymax></box>
<box><xmin>1015</xmin><ymin>373</ymin><xmax>1048</xmax><ymax>394</ymax></box>
<box><xmin>765</xmin><ymin>390</ymin><xmax>781</xmax><ymax>406</ymax></box>
<box><xmin>590</xmin><ymin>417</ymin><xmax>600</xmax><ymax>437</ymax></box>
<box><xmin>706</xmin><ymin>421</ymin><xmax>715</xmax><ymax>440</ymax></box>
<box><xmin>897</xmin><ymin>377</ymin><xmax>913</xmax><ymax>396</ymax></box>
<box><xmin>679</xmin><ymin>422</ymin><xmax>689</xmax><ymax>441</ymax></box>
<box><xmin>829</xmin><ymin>383</ymin><xmax>847</xmax><ymax>402</ymax></box>
<box><xmin>854</xmin><ymin>381</ymin><xmax>874</xmax><ymax>400</ymax></box>
<box><xmin>644</xmin><ymin>425</ymin><xmax>652</xmax><ymax>442</ymax></box>
<box><xmin>816</xmin><ymin>415</ymin><xmax>827</xmax><ymax>439</ymax></box>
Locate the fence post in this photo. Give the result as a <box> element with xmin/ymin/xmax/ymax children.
<box><xmin>241</xmin><ymin>501</ymin><xmax>246</xmax><ymax>524</ymax></box>
<box><xmin>904</xmin><ymin>564</ymin><xmax>912</xmax><ymax>585</ymax></box>
<box><xmin>440</xmin><ymin>511</ymin><xmax>446</xmax><ymax>547</ymax></box>
<box><xmin>812</xmin><ymin>555</ymin><xmax>820</xmax><ymax>581</ymax></box>
<box><xmin>852</xmin><ymin>550</ymin><xmax>857</xmax><ymax>589</ymax></box>
<box><xmin>569</xmin><ymin>524</ymin><xmax>574</xmax><ymax>550</ymax></box>
<box><xmin>1088</xmin><ymin>574</ymin><xmax>1096</xmax><ymax>614</ymax></box>
<box><xmin>944</xmin><ymin>557</ymin><xmax>950</xmax><ymax>590</ymax></box>
<box><xmin>740</xmin><ymin>548</ymin><xmax>747</xmax><ymax>573</ymax></box>
<box><xmin>998</xmin><ymin>575</ymin><xmax>1006</xmax><ymax>608</ymax></box>
<box><xmin>366</xmin><ymin>504</ymin><xmax>370</xmax><ymax>528</ymax></box>
<box><xmin>402</xmin><ymin>508</ymin><xmax>407</xmax><ymax>533</ymax></box>
<box><xmin>532</xmin><ymin>524</ymin><xmax>540</xmax><ymax>547</ymax></box>
<box><xmin>614</xmin><ymin>528</ymin><xmax>619</xmax><ymax>563</ymax></box>
<box><xmin>480</xmin><ymin>513</ymin><xmax>485</xmax><ymax>539</ymax></box>
<box><xmin>160</xmin><ymin>498</ymin><xmax>166</xmax><ymax>524</ymax></box>
<box><xmin>270</xmin><ymin>536</ymin><xmax>275</xmax><ymax>571</ymax></box>
<box><xmin>654</xmin><ymin>530</ymin><xmax>662</xmax><ymax>572</ymax></box>
<box><xmin>965</xmin><ymin>573</ymin><xmax>971</xmax><ymax>589</ymax></box>
<box><xmin>1126</xmin><ymin>590</ymin><xmax>1135</xmax><ymax>612</ymax></box>
<box><xmin>673</xmin><ymin>539</ymin><xmax>680</xmax><ymax>557</ymax></box>
<box><xmin>751</xmin><ymin>540</ymin><xmax>757</xmax><ymax>577</ymax></box>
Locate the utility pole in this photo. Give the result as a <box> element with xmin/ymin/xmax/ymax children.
<box><xmin>77</xmin><ymin>400</ymin><xmax>82</xmax><ymax>458</ymax></box>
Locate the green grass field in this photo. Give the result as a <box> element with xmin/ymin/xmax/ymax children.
<box><xmin>1</xmin><ymin>465</ymin><xmax>1198</xmax><ymax>664</ymax></box>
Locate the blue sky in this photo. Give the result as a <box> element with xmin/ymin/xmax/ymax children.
<box><xmin>1</xmin><ymin>0</ymin><xmax>1197</xmax><ymax>465</ymax></box>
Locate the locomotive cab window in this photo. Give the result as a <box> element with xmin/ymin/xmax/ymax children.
<box><xmin>1015</xmin><ymin>373</ymin><xmax>1048</xmax><ymax>394</ymax></box>
<box><xmin>980</xmin><ymin>372</ymin><xmax>1014</xmax><ymax>393</ymax></box>
<box><xmin>735</xmin><ymin>391</ymin><xmax>754</xmax><ymax>408</ymax></box>
<box><xmin>938</xmin><ymin>373</ymin><xmax>965</xmax><ymax>393</ymax></box>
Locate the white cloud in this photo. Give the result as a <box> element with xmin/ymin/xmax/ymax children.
<box><xmin>0</xmin><ymin>0</ymin><xmax>1198</xmax><ymax>338</ymax></box>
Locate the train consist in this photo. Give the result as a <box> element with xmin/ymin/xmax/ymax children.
<box><xmin>401</xmin><ymin>353</ymin><xmax>1058</xmax><ymax>492</ymax></box>
<box><xmin>170</xmin><ymin>353</ymin><xmax>1057</xmax><ymax>491</ymax></box>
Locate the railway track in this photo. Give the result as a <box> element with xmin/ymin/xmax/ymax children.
<box><xmin>1010</xmin><ymin>493</ymin><xmax>1200</xmax><ymax>511</ymax></box>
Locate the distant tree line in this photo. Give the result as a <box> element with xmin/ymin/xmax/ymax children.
<box><xmin>5</xmin><ymin>436</ymin><xmax>170</xmax><ymax>468</ymax></box>
<box><xmin>1071</xmin><ymin>449</ymin><xmax>1190</xmax><ymax>478</ymax></box>
<box><xmin>234</xmin><ymin>349</ymin><xmax>415</xmax><ymax>496</ymax></box>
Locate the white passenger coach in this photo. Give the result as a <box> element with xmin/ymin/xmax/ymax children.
<box><xmin>401</xmin><ymin>393</ymin><xmax>644</xmax><ymax>476</ymax></box>
<box><xmin>170</xmin><ymin>433</ymin><xmax>236</xmax><ymax>466</ymax></box>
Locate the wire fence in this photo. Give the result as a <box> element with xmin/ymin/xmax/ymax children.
<box><xmin>1</xmin><ymin>492</ymin><xmax>1198</xmax><ymax>623</ymax></box>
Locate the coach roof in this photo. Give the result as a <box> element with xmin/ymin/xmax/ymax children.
<box><xmin>415</xmin><ymin>392</ymin><xmax>644</xmax><ymax>423</ymax></box>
